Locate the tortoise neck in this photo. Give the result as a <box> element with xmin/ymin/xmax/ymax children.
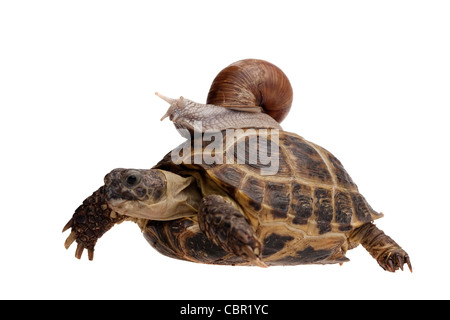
<box><xmin>156</xmin><ymin>170</ymin><xmax>202</xmax><ymax>219</ymax></box>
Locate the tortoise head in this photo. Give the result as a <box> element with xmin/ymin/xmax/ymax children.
<box><xmin>104</xmin><ymin>168</ymin><xmax>199</xmax><ymax>220</ymax></box>
<box><xmin>104</xmin><ymin>168</ymin><xmax>167</xmax><ymax>217</ymax></box>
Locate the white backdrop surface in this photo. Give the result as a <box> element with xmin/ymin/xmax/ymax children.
<box><xmin>1</xmin><ymin>1</ymin><xmax>449</xmax><ymax>299</ymax></box>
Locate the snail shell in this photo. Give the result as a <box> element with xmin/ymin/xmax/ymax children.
<box><xmin>207</xmin><ymin>59</ymin><xmax>293</xmax><ymax>123</ymax></box>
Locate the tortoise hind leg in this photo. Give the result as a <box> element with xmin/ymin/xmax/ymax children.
<box><xmin>198</xmin><ymin>195</ymin><xmax>267</xmax><ymax>267</ymax></box>
<box><xmin>348</xmin><ymin>223</ymin><xmax>412</xmax><ymax>272</ymax></box>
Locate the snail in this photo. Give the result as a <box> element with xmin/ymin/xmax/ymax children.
<box><xmin>156</xmin><ymin>59</ymin><xmax>293</xmax><ymax>132</ymax></box>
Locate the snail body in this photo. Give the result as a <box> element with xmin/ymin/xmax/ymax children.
<box><xmin>157</xmin><ymin>93</ymin><xmax>281</xmax><ymax>133</ymax></box>
<box><xmin>157</xmin><ymin>59</ymin><xmax>293</xmax><ymax>132</ymax></box>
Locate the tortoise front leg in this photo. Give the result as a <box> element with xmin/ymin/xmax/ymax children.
<box><xmin>63</xmin><ymin>186</ymin><xmax>125</xmax><ymax>260</ymax></box>
<box><xmin>198</xmin><ymin>195</ymin><xmax>267</xmax><ymax>267</ymax></box>
<box><xmin>348</xmin><ymin>222</ymin><xmax>412</xmax><ymax>272</ymax></box>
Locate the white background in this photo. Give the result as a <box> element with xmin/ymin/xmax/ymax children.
<box><xmin>1</xmin><ymin>1</ymin><xmax>449</xmax><ymax>300</ymax></box>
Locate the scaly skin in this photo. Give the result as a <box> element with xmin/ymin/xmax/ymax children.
<box><xmin>348</xmin><ymin>223</ymin><xmax>412</xmax><ymax>272</ymax></box>
<box><xmin>63</xmin><ymin>186</ymin><xmax>125</xmax><ymax>260</ymax></box>
<box><xmin>198</xmin><ymin>195</ymin><xmax>267</xmax><ymax>267</ymax></box>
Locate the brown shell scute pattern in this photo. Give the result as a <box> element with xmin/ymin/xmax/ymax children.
<box><xmin>290</xmin><ymin>183</ymin><xmax>313</xmax><ymax>225</ymax></box>
<box><xmin>281</xmin><ymin>134</ymin><xmax>333</xmax><ymax>184</ymax></box>
<box><xmin>155</xmin><ymin>130</ymin><xmax>382</xmax><ymax>237</ymax></box>
<box><xmin>195</xmin><ymin>131</ymin><xmax>383</xmax><ymax>236</ymax></box>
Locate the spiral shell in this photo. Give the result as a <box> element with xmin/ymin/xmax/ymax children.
<box><xmin>206</xmin><ymin>59</ymin><xmax>293</xmax><ymax>123</ymax></box>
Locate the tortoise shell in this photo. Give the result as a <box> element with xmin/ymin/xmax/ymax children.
<box><xmin>148</xmin><ymin>129</ymin><xmax>382</xmax><ymax>266</ymax></box>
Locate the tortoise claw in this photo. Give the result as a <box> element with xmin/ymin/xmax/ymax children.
<box><xmin>75</xmin><ymin>243</ymin><xmax>85</xmax><ymax>259</ymax></box>
<box><xmin>379</xmin><ymin>251</ymin><xmax>412</xmax><ymax>273</ymax></box>
<box><xmin>74</xmin><ymin>243</ymin><xmax>95</xmax><ymax>261</ymax></box>
<box><xmin>88</xmin><ymin>248</ymin><xmax>94</xmax><ymax>261</ymax></box>
<box><xmin>241</xmin><ymin>245</ymin><xmax>268</xmax><ymax>268</ymax></box>
<box><xmin>64</xmin><ymin>231</ymin><xmax>77</xmax><ymax>249</ymax></box>
<box><xmin>62</xmin><ymin>218</ymin><xmax>73</xmax><ymax>233</ymax></box>
<box><xmin>405</xmin><ymin>255</ymin><xmax>413</xmax><ymax>273</ymax></box>
<box><xmin>396</xmin><ymin>255</ymin><xmax>404</xmax><ymax>271</ymax></box>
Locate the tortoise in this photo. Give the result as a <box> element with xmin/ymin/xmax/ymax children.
<box><xmin>63</xmin><ymin>59</ymin><xmax>411</xmax><ymax>272</ymax></box>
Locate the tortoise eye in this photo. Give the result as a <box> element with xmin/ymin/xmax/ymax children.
<box><xmin>127</xmin><ymin>175</ymin><xmax>138</xmax><ymax>185</ymax></box>
<box><xmin>124</xmin><ymin>171</ymin><xmax>142</xmax><ymax>188</ymax></box>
